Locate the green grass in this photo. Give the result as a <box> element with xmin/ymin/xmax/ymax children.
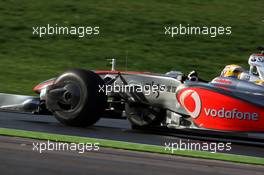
<box><xmin>0</xmin><ymin>127</ymin><xmax>263</xmax><ymax>165</ymax></box>
<box><xmin>0</xmin><ymin>0</ymin><xmax>263</xmax><ymax>94</ymax></box>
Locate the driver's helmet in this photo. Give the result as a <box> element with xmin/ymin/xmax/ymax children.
<box><xmin>220</xmin><ymin>64</ymin><xmax>245</xmax><ymax>78</ymax></box>
<box><xmin>255</xmin><ymin>79</ymin><xmax>264</xmax><ymax>86</ymax></box>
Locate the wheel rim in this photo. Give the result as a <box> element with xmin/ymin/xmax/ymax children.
<box><xmin>57</xmin><ymin>82</ymin><xmax>82</xmax><ymax>112</ymax></box>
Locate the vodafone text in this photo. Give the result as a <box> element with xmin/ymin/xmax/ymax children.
<box><xmin>204</xmin><ymin>108</ymin><xmax>259</xmax><ymax>121</ymax></box>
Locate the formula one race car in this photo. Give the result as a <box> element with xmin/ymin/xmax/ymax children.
<box><xmin>1</xmin><ymin>47</ymin><xmax>264</xmax><ymax>136</ymax></box>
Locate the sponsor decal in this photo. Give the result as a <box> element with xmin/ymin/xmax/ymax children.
<box><xmin>213</xmin><ymin>78</ymin><xmax>232</xmax><ymax>85</ymax></box>
<box><xmin>179</xmin><ymin>89</ymin><xmax>201</xmax><ymax>118</ymax></box>
<box><xmin>250</xmin><ymin>55</ymin><xmax>264</xmax><ymax>63</ymax></box>
<box><xmin>178</xmin><ymin>87</ymin><xmax>264</xmax><ymax>131</ymax></box>
<box><xmin>204</xmin><ymin>108</ymin><xmax>259</xmax><ymax>121</ymax></box>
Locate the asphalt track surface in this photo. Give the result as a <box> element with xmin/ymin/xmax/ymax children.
<box><xmin>0</xmin><ymin>111</ymin><xmax>264</xmax><ymax>174</ymax></box>
<box><xmin>0</xmin><ymin>111</ymin><xmax>263</xmax><ymax>158</ymax></box>
<box><xmin>1</xmin><ymin>136</ymin><xmax>264</xmax><ymax>175</ymax></box>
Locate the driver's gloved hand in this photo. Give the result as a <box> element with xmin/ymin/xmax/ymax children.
<box><xmin>187</xmin><ymin>70</ymin><xmax>198</xmax><ymax>81</ymax></box>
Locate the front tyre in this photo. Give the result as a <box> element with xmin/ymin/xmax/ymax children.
<box><xmin>46</xmin><ymin>69</ymin><xmax>107</xmax><ymax>127</ymax></box>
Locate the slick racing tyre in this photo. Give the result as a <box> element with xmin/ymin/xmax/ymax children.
<box><xmin>47</xmin><ymin>68</ymin><xmax>107</xmax><ymax>127</ymax></box>
<box><xmin>125</xmin><ymin>103</ymin><xmax>166</xmax><ymax>128</ymax></box>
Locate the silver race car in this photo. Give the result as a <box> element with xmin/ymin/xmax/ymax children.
<box><xmin>1</xmin><ymin>47</ymin><xmax>264</xmax><ymax>137</ymax></box>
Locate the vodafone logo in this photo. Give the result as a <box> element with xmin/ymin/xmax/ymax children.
<box><xmin>179</xmin><ymin>89</ymin><xmax>201</xmax><ymax>118</ymax></box>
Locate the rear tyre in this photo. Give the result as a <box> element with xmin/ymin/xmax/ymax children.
<box><xmin>48</xmin><ymin>68</ymin><xmax>107</xmax><ymax>127</ymax></box>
